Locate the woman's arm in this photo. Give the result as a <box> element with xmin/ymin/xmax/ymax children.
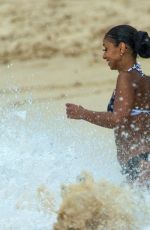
<box><xmin>66</xmin><ymin>104</ymin><xmax>122</xmax><ymax>129</ymax></box>
<box><xmin>66</xmin><ymin>72</ymin><xmax>136</xmax><ymax>129</ymax></box>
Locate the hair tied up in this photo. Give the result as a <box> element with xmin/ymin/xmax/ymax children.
<box><xmin>135</xmin><ymin>31</ymin><xmax>150</xmax><ymax>58</ymax></box>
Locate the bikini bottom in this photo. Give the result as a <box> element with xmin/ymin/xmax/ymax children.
<box><xmin>121</xmin><ymin>152</ymin><xmax>150</xmax><ymax>182</ymax></box>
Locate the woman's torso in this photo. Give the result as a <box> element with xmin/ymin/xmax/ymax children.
<box><xmin>114</xmin><ymin>70</ymin><xmax>150</xmax><ymax>165</ymax></box>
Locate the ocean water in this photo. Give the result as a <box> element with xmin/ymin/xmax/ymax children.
<box><xmin>0</xmin><ymin>98</ymin><xmax>150</xmax><ymax>229</ymax></box>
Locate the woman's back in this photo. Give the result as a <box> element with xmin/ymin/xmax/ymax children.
<box><xmin>134</xmin><ymin>74</ymin><xmax>150</xmax><ymax>110</ymax></box>
<box><xmin>115</xmin><ymin>72</ymin><xmax>150</xmax><ymax>163</ymax></box>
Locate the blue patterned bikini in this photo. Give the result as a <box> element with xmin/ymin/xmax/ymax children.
<box><xmin>107</xmin><ymin>63</ymin><xmax>150</xmax><ymax>181</ymax></box>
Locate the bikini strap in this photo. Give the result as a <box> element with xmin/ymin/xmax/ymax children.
<box><xmin>128</xmin><ymin>63</ymin><xmax>145</xmax><ymax>77</ymax></box>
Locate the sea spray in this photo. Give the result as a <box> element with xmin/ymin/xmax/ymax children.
<box><xmin>0</xmin><ymin>104</ymin><xmax>149</xmax><ymax>229</ymax></box>
<box><xmin>54</xmin><ymin>172</ymin><xmax>148</xmax><ymax>230</ymax></box>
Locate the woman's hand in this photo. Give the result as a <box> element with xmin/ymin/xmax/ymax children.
<box><xmin>66</xmin><ymin>103</ymin><xmax>85</xmax><ymax>119</ymax></box>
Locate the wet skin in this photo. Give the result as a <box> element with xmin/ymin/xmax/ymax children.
<box><xmin>66</xmin><ymin>39</ymin><xmax>150</xmax><ymax>185</ymax></box>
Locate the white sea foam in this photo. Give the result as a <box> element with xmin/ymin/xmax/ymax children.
<box><xmin>0</xmin><ymin>103</ymin><xmax>149</xmax><ymax>229</ymax></box>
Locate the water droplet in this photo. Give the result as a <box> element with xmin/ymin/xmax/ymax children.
<box><xmin>119</xmin><ymin>97</ymin><xmax>123</xmax><ymax>101</ymax></box>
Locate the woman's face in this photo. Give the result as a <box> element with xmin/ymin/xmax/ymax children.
<box><xmin>103</xmin><ymin>38</ymin><xmax>122</xmax><ymax>70</ymax></box>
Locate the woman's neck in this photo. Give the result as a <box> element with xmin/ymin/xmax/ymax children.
<box><xmin>118</xmin><ymin>57</ymin><xmax>136</xmax><ymax>73</ymax></box>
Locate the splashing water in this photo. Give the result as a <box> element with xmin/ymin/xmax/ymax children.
<box><xmin>0</xmin><ymin>101</ymin><xmax>150</xmax><ymax>230</ymax></box>
<box><xmin>54</xmin><ymin>172</ymin><xmax>149</xmax><ymax>230</ymax></box>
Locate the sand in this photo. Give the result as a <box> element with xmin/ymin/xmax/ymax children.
<box><xmin>0</xmin><ymin>0</ymin><xmax>150</xmax><ymax>104</ymax></box>
<box><xmin>0</xmin><ymin>0</ymin><xmax>149</xmax><ymax>108</ymax></box>
<box><xmin>0</xmin><ymin>0</ymin><xmax>150</xmax><ymax>63</ymax></box>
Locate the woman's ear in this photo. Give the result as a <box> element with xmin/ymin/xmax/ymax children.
<box><xmin>119</xmin><ymin>42</ymin><xmax>126</xmax><ymax>55</ymax></box>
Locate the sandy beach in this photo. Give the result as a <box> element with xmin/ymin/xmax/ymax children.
<box><xmin>0</xmin><ymin>0</ymin><xmax>150</xmax><ymax>63</ymax></box>
<box><xmin>0</xmin><ymin>0</ymin><xmax>149</xmax><ymax>110</ymax></box>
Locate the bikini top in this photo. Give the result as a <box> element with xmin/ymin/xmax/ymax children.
<box><xmin>107</xmin><ymin>63</ymin><xmax>149</xmax><ymax>115</ymax></box>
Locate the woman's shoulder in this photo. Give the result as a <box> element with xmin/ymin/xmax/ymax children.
<box><xmin>140</xmin><ymin>74</ymin><xmax>150</xmax><ymax>88</ymax></box>
<box><xmin>117</xmin><ymin>71</ymin><xmax>136</xmax><ymax>83</ymax></box>
<box><xmin>118</xmin><ymin>70</ymin><xmax>149</xmax><ymax>82</ymax></box>
<box><xmin>116</xmin><ymin>71</ymin><xmax>142</xmax><ymax>91</ymax></box>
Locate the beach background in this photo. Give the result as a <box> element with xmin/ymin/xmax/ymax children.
<box><xmin>0</xmin><ymin>0</ymin><xmax>150</xmax><ymax>229</ymax></box>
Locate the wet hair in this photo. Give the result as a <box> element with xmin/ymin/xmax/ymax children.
<box><xmin>104</xmin><ymin>25</ymin><xmax>150</xmax><ymax>58</ymax></box>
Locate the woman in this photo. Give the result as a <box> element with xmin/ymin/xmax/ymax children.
<box><xmin>66</xmin><ymin>25</ymin><xmax>150</xmax><ymax>187</ymax></box>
